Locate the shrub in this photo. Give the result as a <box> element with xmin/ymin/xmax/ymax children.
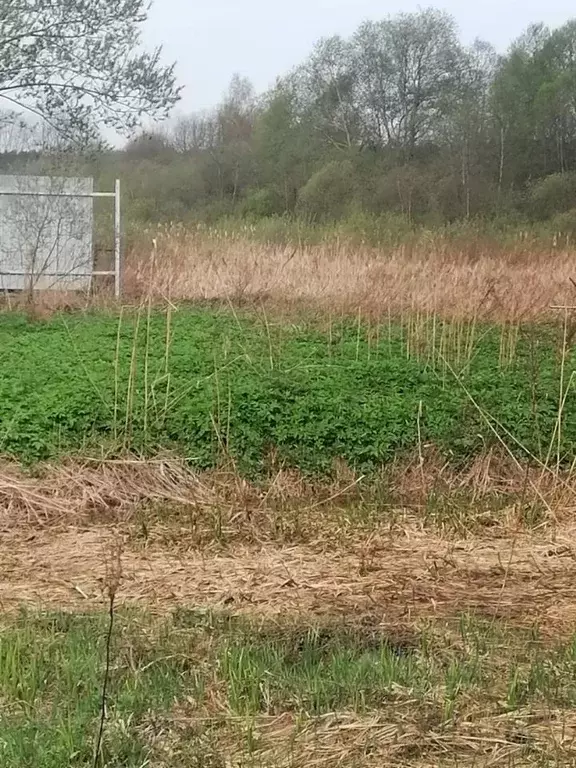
<box><xmin>528</xmin><ymin>172</ymin><xmax>576</xmax><ymax>220</ymax></box>
<box><xmin>550</xmin><ymin>208</ymin><xmax>576</xmax><ymax>236</ymax></box>
<box><xmin>241</xmin><ymin>188</ymin><xmax>285</xmax><ymax>219</ymax></box>
<box><xmin>297</xmin><ymin>160</ymin><xmax>358</xmax><ymax>221</ymax></box>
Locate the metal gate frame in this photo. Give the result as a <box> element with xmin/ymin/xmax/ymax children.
<box><xmin>0</xmin><ymin>178</ymin><xmax>122</xmax><ymax>298</ymax></box>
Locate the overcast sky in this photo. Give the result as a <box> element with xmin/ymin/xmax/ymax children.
<box><xmin>143</xmin><ymin>0</ymin><xmax>576</xmax><ymax>115</ymax></box>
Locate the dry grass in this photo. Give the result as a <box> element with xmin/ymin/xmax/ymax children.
<box><xmin>124</xmin><ymin>228</ymin><xmax>576</xmax><ymax>321</ymax></box>
<box><xmin>6</xmin><ymin>516</ymin><xmax>576</xmax><ymax>633</ymax></box>
<box><xmin>0</xmin><ymin>451</ymin><xmax>573</xmax><ymax>534</ymax></box>
<box><xmin>4</xmin><ymin>456</ymin><xmax>576</xmax><ymax>766</ymax></box>
<box><xmin>0</xmin><ymin>457</ymin><xmax>213</xmax><ymax>529</ymax></box>
<box><xmin>1</xmin><ymin>455</ymin><xmax>576</xmax><ymax>636</ymax></box>
<box><xmin>162</xmin><ymin>708</ymin><xmax>576</xmax><ymax>767</ymax></box>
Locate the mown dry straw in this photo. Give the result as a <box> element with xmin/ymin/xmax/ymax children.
<box><xmin>1</xmin><ymin>455</ymin><xmax>576</xmax><ymax>634</ymax></box>
<box><xmin>1</xmin><ymin>451</ymin><xmax>575</xmax><ymax>532</ymax></box>
<box><xmin>163</xmin><ymin>708</ymin><xmax>576</xmax><ymax>768</ymax></box>
<box><xmin>5</xmin><ymin>498</ymin><xmax>576</xmax><ymax>633</ymax></box>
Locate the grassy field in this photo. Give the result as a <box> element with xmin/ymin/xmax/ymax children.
<box><xmin>2</xmin><ymin>232</ymin><xmax>576</xmax><ymax>767</ymax></box>
<box><xmin>5</xmin><ymin>607</ymin><xmax>576</xmax><ymax>767</ymax></box>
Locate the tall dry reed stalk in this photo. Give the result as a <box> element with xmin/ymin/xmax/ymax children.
<box><xmin>123</xmin><ymin>227</ymin><xmax>576</xmax><ymax>322</ymax></box>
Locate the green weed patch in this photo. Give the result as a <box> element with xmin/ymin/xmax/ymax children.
<box><xmin>0</xmin><ymin>309</ymin><xmax>572</xmax><ymax>472</ymax></box>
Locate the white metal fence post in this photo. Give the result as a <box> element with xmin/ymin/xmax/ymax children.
<box><xmin>114</xmin><ymin>178</ymin><xmax>121</xmax><ymax>299</ymax></box>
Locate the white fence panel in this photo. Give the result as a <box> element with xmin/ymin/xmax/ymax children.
<box><xmin>0</xmin><ymin>175</ymin><xmax>94</xmax><ymax>291</ymax></box>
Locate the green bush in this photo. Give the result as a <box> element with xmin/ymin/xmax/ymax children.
<box><xmin>550</xmin><ymin>208</ymin><xmax>576</xmax><ymax>236</ymax></box>
<box><xmin>334</xmin><ymin>211</ymin><xmax>416</xmax><ymax>246</ymax></box>
<box><xmin>297</xmin><ymin>160</ymin><xmax>359</xmax><ymax>221</ymax></box>
<box><xmin>370</xmin><ymin>165</ymin><xmax>434</xmax><ymax>220</ymax></box>
<box><xmin>528</xmin><ymin>172</ymin><xmax>576</xmax><ymax>220</ymax></box>
<box><xmin>241</xmin><ymin>187</ymin><xmax>285</xmax><ymax>218</ymax></box>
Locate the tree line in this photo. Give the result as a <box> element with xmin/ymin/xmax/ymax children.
<box><xmin>6</xmin><ymin>7</ymin><xmax>576</xmax><ymax>231</ymax></box>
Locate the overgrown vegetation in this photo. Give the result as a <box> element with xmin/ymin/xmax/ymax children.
<box><xmin>4</xmin><ymin>6</ymin><xmax>576</xmax><ymax>767</ymax></box>
<box><xmin>0</xmin><ymin>309</ymin><xmax>572</xmax><ymax>471</ymax></box>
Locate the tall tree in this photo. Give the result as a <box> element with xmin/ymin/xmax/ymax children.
<box><xmin>169</xmin><ymin>112</ymin><xmax>220</xmax><ymax>154</ymax></box>
<box><xmin>253</xmin><ymin>85</ymin><xmax>323</xmax><ymax>212</ymax></box>
<box><xmin>292</xmin><ymin>36</ymin><xmax>360</xmax><ymax>151</ymax></box>
<box><xmin>439</xmin><ymin>40</ymin><xmax>500</xmax><ymax>216</ymax></box>
<box><xmin>214</xmin><ymin>75</ymin><xmax>257</xmax><ymax>201</ymax></box>
<box><xmin>217</xmin><ymin>74</ymin><xmax>256</xmax><ymax>146</ymax></box>
<box><xmin>489</xmin><ymin>22</ymin><xmax>576</xmax><ymax>185</ymax></box>
<box><xmin>353</xmin><ymin>10</ymin><xmax>466</xmax><ymax>153</ymax></box>
<box><xmin>534</xmin><ymin>21</ymin><xmax>576</xmax><ymax>173</ymax></box>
